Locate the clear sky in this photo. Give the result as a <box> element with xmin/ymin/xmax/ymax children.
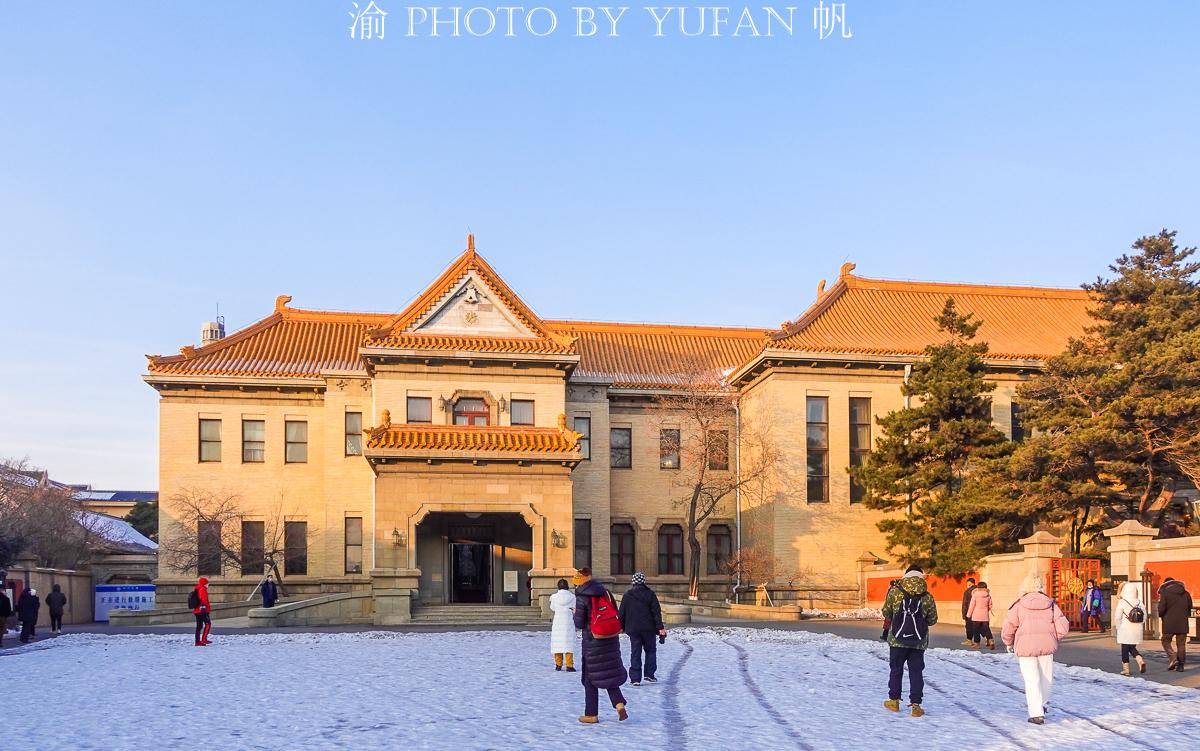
<box><xmin>1</xmin><ymin>1</ymin><xmax>1197</xmax><ymax>488</ymax></box>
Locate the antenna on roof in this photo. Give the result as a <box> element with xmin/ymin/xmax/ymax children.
<box><xmin>201</xmin><ymin>303</ymin><xmax>226</xmax><ymax>346</ymax></box>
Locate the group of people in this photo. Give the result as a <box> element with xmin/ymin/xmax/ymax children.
<box><xmin>887</xmin><ymin>568</ymin><xmax>1195</xmax><ymax>726</ymax></box>
<box><xmin>0</xmin><ymin>584</ymin><xmax>68</xmax><ymax>646</ymax></box>
<box><xmin>547</xmin><ymin>568</ymin><xmax>666</xmax><ymax>724</ymax></box>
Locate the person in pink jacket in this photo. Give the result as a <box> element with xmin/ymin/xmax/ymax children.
<box><xmin>1001</xmin><ymin>574</ymin><xmax>1071</xmax><ymax>725</ymax></box>
<box><xmin>966</xmin><ymin>581</ymin><xmax>995</xmax><ymax>650</ymax></box>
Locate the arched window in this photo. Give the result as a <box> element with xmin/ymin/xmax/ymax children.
<box><xmin>707</xmin><ymin>524</ymin><xmax>732</xmax><ymax>574</ymax></box>
<box><xmin>611</xmin><ymin>523</ymin><xmax>635</xmax><ymax>576</ymax></box>
<box><xmin>658</xmin><ymin>524</ymin><xmax>684</xmax><ymax>575</ymax></box>
<box><xmin>453</xmin><ymin>398</ymin><xmax>489</xmax><ymax>426</ymax></box>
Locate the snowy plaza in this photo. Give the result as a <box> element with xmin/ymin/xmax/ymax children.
<box><xmin>6</xmin><ymin>627</ymin><xmax>1200</xmax><ymax>750</ymax></box>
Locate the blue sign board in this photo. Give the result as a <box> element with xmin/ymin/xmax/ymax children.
<box><xmin>94</xmin><ymin>584</ymin><xmax>156</xmax><ymax>622</ymax></box>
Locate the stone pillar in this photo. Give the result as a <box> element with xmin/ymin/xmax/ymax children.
<box><xmin>370</xmin><ymin>567</ymin><xmax>421</xmax><ymax>625</ymax></box>
<box><xmin>1018</xmin><ymin>531</ymin><xmax>1065</xmax><ymax>586</ymax></box>
<box><xmin>529</xmin><ymin>567</ymin><xmax>577</xmax><ymax>617</ymax></box>
<box><xmin>1103</xmin><ymin>520</ymin><xmax>1159</xmax><ymax>582</ymax></box>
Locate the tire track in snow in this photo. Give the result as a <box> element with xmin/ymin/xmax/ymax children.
<box><xmin>723</xmin><ymin>637</ymin><xmax>814</xmax><ymax>750</ymax></box>
<box><xmin>937</xmin><ymin>654</ymin><xmax>1169</xmax><ymax>751</ymax></box>
<box><xmin>661</xmin><ymin>639</ymin><xmax>694</xmax><ymax>751</ymax></box>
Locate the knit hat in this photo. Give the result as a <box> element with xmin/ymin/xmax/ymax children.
<box><xmin>632</xmin><ymin>572</ymin><xmax>646</xmax><ymax>585</ymax></box>
<box><xmin>1019</xmin><ymin>573</ymin><xmax>1045</xmax><ymax>595</ymax></box>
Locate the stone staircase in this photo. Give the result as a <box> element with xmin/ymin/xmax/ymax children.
<box><xmin>409</xmin><ymin>604</ymin><xmax>549</xmax><ymax>627</ymax></box>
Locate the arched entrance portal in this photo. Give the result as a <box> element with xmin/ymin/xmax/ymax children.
<box><xmin>414</xmin><ymin>512</ymin><xmax>533</xmax><ymax>606</ymax></box>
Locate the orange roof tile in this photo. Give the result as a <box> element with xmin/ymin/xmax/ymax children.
<box><xmin>364</xmin><ymin>333</ymin><xmax>574</xmax><ymax>354</ymax></box>
<box><xmin>769</xmin><ymin>274</ymin><xmax>1093</xmax><ymax>361</ymax></box>
<box><xmin>547</xmin><ymin>320</ymin><xmax>769</xmax><ymax>388</ymax></box>
<box><xmin>365</xmin><ymin>424</ymin><xmax>580</xmax><ymax>455</ymax></box>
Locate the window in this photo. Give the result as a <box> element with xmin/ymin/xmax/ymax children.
<box><xmin>199</xmin><ymin>418</ymin><xmax>221</xmax><ymax>462</ymax></box>
<box><xmin>453</xmin><ymin>397</ymin><xmax>489</xmax><ymax>426</ymax></box>
<box><xmin>573</xmin><ymin>416</ymin><xmax>591</xmax><ymax>460</ymax></box>
<box><xmin>658</xmin><ymin>524</ymin><xmax>684</xmax><ymax>575</ymax></box>
<box><xmin>806</xmin><ymin>396</ymin><xmax>829</xmax><ymax>503</ymax></box>
<box><xmin>611</xmin><ymin>523</ymin><xmax>635</xmax><ymax>575</ymax></box>
<box><xmin>510</xmin><ymin>399</ymin><xmax>534</xmax><ymax>426</ymax></box>
<box><xmin>241</xmin><ymin>521</ymin><xmax>264</xmax><ymax>576</ymax></box>
<box><xmin>611</xmin><ymin>427</ymin><xmax>632</xmax><ymax>468</ymax></box>
<box><xmin>659</xmin><ymin>429</ymin><xmax>680</xmax><ymax>469</ymax></box>
<box><xmin>242</xmin><ymin>419</ymin><xmax>265</xmax><ymax>463</ymax></box>
<box><xmin>707</xmin><ymin>524</ymin><xmax>732</xmax><ymax>574</ymax></box>
<box><xmin>1011</xmin><ymin>401</ymin><xmax>1026</xmax><ymax>442</ymax></box>
<box><xmin>344</xmin><ymin>517</ymin><xmax>363</xmax><ymax>574</ymax></box>
<box><xmin>849</xmin><ymin>397</ymin><xmax>872</xmax><ymax>503</ymax></box>
<box><xmin>285</xmin><ymin>421</ymin><xmax>308</xmax><ymax>463</ymax></box>
<box><xmin>707</xmin><ymin>430</ymin><xmax>730</xmax><ymax>471</ymax></box>
<box><xmin>573</xmin><ymin>518</ymin><xmax>592</xmax><ymax>570</ymax></box>
<box><xmin>407</xmin><ymin>396</ymin><xmax>432</xmax><ymax>424</ymax></box>
<box><xmin>197</xmin><ymin>521</ymin><xmax>221</xmax><ymax>576</ymax></box>
<box><xmin>284</xmin><ymin>521</ymin><xmax>308</xmax><ymax>576</ymax></box>
<box><xmin>345</xmin><ymin>412</ymin><xmax>363</xmax><ymax>456</ymax></box>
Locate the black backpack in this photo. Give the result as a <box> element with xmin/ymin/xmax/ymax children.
<box><xmin>890</xmin><ymin>593</ymin><xmax>929</xmax><ymax>646</ymax></box>
<box><xmin>187</xmin><ymin>589</ymin><xmax>201</xmax><ymax>610</ymax></box>
<box><xmin>1128</xmin><ymin>604</ymin><xmax>1145</xmax><ymax>624</ymax></box>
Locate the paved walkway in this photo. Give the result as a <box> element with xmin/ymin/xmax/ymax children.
<box><xmin>8</xmin><ymin>618</ymin><xmax>1199</xmax><ymax>688</ymax></box>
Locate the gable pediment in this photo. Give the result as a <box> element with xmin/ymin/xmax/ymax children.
<box><xmin>410</xmin><ymin>271</ymin><xmax>539</xmax><ymax>339</ymax></box>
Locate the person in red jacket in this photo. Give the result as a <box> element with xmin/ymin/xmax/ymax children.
<box><xmin>192</xmin><ymin>577</ymin><xmax>212</xmax><ymax>646</ymax></box>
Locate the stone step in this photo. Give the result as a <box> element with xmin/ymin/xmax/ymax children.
<box><xmin>410</xmin><ymin>605</ymin><xmax>548</xmax><ymax>626</ymax></box>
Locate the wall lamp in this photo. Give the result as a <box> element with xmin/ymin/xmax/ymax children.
<box><xmin>391</xmin><ymin>528</ymin><xmax>407</xmax><ymax>547</ymax></box>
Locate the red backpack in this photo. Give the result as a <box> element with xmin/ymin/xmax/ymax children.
<box><xmin>588</xmin><ymin>591</ymin><xmax>622</xmax><ymax>639</ymax></box>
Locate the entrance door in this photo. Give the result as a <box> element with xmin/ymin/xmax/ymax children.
<box><xmin>450</xmin><ymin>542</ymin><xmax>492</xmax><ymax>603</ymax></box>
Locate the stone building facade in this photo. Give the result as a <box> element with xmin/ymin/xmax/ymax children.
<box><xmin>145</xmin><ymin>237</ymin><xmax>1092</xmax><ymax>612</ymax></box>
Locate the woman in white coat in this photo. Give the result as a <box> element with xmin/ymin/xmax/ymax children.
<box><xmin>1114</xmin><ymin>580</ymin><xmax>1147</xmax><ymax>675</ymax></box>
<box><xmin>549</xmin><ymin>578</ymin><xmax>578</xmax><ymax>672</ymax></box>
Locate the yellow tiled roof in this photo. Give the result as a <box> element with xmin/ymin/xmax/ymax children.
<box><xmin>365</xmin><ymin>424</ymin><xmax>581</xmax><ymax>454</ymax></box>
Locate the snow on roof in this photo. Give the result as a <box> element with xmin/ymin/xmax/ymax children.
<box><xmin>79</xmin><ymin>510</ymin><xmax>157</xmax><ymax>552</ymax></box>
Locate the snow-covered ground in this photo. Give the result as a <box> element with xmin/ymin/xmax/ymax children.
<box><xmin>4</xmin><ymin>627</ymin><xmax>1198</xmax><ymax>750</ymax></box>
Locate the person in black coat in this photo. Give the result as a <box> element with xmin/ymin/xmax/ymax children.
<box><xmin>261</xmin><ymin>576</ymin><xmax>279</xmax><ymax>609</ymax></box>
<box><xmin>17</xmin><ymin>588</ymin><xmax>40</xmax><ymax>644</ymax></box>
<box><xmin>45</xmin><ymin>584</ymin><xmax>67</xmax><ymax>634</ymax></box>
<box><xmin>1157</xmin><ymin>578</ymin><xmax>1194</xmax><ymax>672</ymax></box>
<box><xmin>572</xmin><ymin>568</ymin><xmax>628</xmax><ymax>724</ymax></box>
<box><xmin>0</xmin><ymin>587</ymin><xmax>12</xmax><ymax>647</ymax></box>
<box><xmin>618</xmin><ymin>572</ymin><xmax>666</xmax><ymax>685</ymax></box>
<box><xmin>960</xmin><ymin>578</ymin><xmax>977</xmax><ymax>645</ymax></box>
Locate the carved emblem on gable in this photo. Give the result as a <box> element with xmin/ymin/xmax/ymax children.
<box><xmin>463</xmin><ymin>310</ymin><xmax>479</xmax><ymax>326</ymax></box>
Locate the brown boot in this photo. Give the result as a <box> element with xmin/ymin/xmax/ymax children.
<box><xmin>616</xmin><ymin>703</ymin><xmax>628</xmax><ymax>721</ymax></box>
<box><xmin>1136</xmin><ymin>655</ymin><xmax>1146</xmax><ymax>674</ymax></box>
<box><xmin>578</xmin><ymin>716</ymin><xmax>599</xmax><ymax>724</ymax></box>
<box><xmin>884</xmin><ymin>699</ymin><xmax>900</xmax><ymax>712</ymax></box>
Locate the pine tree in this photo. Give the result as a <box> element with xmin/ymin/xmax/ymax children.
<box><xmin>1012</xmin><ymin>230</ymin><xmax>1200</xmax><ymax>548</ymax></box>
<box><xmin>124</xmin><ymin>500</ymin><xmax>159</xmax><ymax>542</ymax></box>
<box><xmin>852</xmin><ymin>299</ymin><xmax>1012</xmax><ymax>574</ymax></box>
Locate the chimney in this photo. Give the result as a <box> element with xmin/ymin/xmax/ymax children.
<box><xmin>201</xmin><ymin>315</ymin><xmax>225</xmax><ymax>346</ymax></box>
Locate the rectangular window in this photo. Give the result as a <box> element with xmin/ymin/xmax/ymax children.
<box><xmin>241</xmin><ymin>521</ymin><xmax>265</xmax><ymax>576</ymax></box>
<box><xmin>285</xmin><ymin>420</ymin><xmax>308</xmax><ymax>463</ymax></box>
<box><xmin>453</xmin><ymin>397</ymin><xmax>489</xmax><ymax>426</ymax></box>
<box><xmin>242</xmin><ymin>419</ymin><xmax>265</xmax><ymax>463</ymax></box>
<box><xmin>573</xmin><ymin>518</ymin><xmax>592</xmax><ymax>570</ymax></box>
<box><xmin>573</xmin><ymin>417</ymin><xmax>591</xmax><ymax>460</ymax></box>
<box><xmin>199</xmin><ymin>418</ymin><xmax>222</xmax><ymax>462</ymax></box>
<box><xmin>707</xmin><ymin>525</ymin><xmax>732</xmax><ymax>574</ymax></box>
<box><xmin>707</xmin><ymin>429</ymin><xmax>730</xmax><ymax>471</ymax></box>
<box><xmin>611</xmin><ymin>427</ymin><xmax>632</xmax><ymax>468</ymax></box>
<box><xmin>1011</xmin><ymin>401</ymin><xmax>1026</xmax><ymax>442</ymax></box>
<box><xmin>611</xmin><ymin>523</ymin><xmax>635</xmax><ymax>576</ymax></box>
<box><xmin>284</xmin><ymin>521</ymin><xmax>308</xmax><ymax>576</ymax></box>
<box><xmin>659</xmin><ymin>428</ymin><xmax>680</xmax><ymax>469</ymax></box>
<box><xmin>849</xmin><ymin>397</ymin><xmax>872</xmax><ymax>503</ymax></box>
<box><xmin>197</xmin><ymin>520</ymin><xmax>221</xmax><ymax>576</ymax></box>
<box><xmin>806</xmin><ymin>396</ymin><xmax>829</xmax><ymax>503</ymax></box>
<box><xmin>510</xmin><ymin>399</ymin><xmax>534</xmax><ymax>426</ymax></box>
<box><xmin>344</xmin><ymin>517</ymin><xmax>363</xmax><ymax>574</ymax></box>
<box><xmin>657</xmin><ymin>524</ymin><xmax>684</xmax><ymax>575</ymax></box>
<box><xmin>407</xmin><ymin>396</ymin><xmax>432</xmax><ymax>424</ymax></box>
<box><xmin>345</xmin><ymin>412</ymin><xmax>363</xmax><ymax>456</ymax></box>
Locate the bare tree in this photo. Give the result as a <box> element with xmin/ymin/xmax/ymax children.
<box><xmin>0</xmin><ymin>458</ymin><xmax>103</xmax><ymax>570</ymax></box>
<box><xmin>653</xmin><ymin>365</ymin><xmax>782</xmax><ymax>600</ymax></box>
<box><xmin>158</xmin><ymin>487</ymin><xmax>291</xmax><ymax>594</ymax></box>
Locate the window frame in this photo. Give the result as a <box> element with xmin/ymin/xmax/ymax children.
<box><xmin>849</xmin><ymin>397</ymin><xmax>871</xmax><ymax>503</ymax></box>
<box><xmin>284</xmin><ymin>520</ymin><xmax>308</xmax><ymax>576</ymax></box>
<box><xmin>573</xmin><ymin>518</ymin><xmax>592</xmax><ymax>570</ymax></box>
<box><xmin>510</xmin><ymin>399</ymin><xmax>535</xmax><ymax>426</ymax></box>
<box><xmin>345</xmin><ymin>412</ymin><xmax>363</xmax><ymax>456</ymax></box>
<box><xmin>453</xmin><ymin>397</ymin><xmax>490</xmax><ymax>426</ymax></box>
<box><xmin>344</xmin><ymin>517</ymin><xmax>364</xmax><ymax>574</ymax></box>
<box><xmin>659</xmin><ymin>428</ymin><xmax>681</xmax><ymax>470</ymax></box>
<box><xmin>573</xmin><ymin>416</ymin><xmax>591</xmax><ymax>460</ymax></box>
<box><xmin>1011</xmin><ymin>401</ymin><xmax>1026</xmax><ymax>442</ymax></box>
<box><xmin>240</xmin><ymin>520</ymin><xmax>265</xmax><ymax>576</ymax></box>
<box><xmin>707</xmin><ymin>429</ymin><xmax>730</xmax><ymax>471</ymax></box>
<box><xmin>610</xmin><ymin>523</ymin><xmax>636</xmax><ymax>576</ymax></box>
<box><xmin>407</xmin><ymin>396</ymin><xmax>433</xmax><ymax>424</ymax></box>
<box><xmin>285</xmin><ymin>420</ymin><xmax>308</xmax><ymax>464</ymax></box>
<box><xmin>199</xmin><ymin>418</ymin><xmax>222</xmax><ymax>463</ymax></box>
<box><xmin>197</xmin><ymin>520</ymin><xmax>222</xmax><ymax>576</ymax></box>
<box><xmin>657</xmin><ymin>524</ymin><xmax>684</xmax><ymax>576</ymax></box>
<box><xmin>707</xmin><ymin>524</ymin><xmax>732</xmax><ymax>575</ymax></box>
<box><xmin>242</xmin><ymin>419</ymin><xmax>265</xmax><ymax>463</ymax></box>
<box><xmin>610</xmin><ymin>427</ymin><xmax>632</xmax><ymax>469</ymax></box>
<box><xmin>806</xmin><ymin>396</ymin><xmax>830</xmax><ymax>503</ymax></box>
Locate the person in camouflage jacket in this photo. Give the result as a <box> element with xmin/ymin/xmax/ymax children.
<box><xmin>880</xmin><ymin>566</ymin><xmax>939</xmax><ymax>716</ymax></box>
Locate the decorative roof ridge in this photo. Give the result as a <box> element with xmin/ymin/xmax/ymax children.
<box><xmin>147</xmin><ymin>311</ymin><xmax>285</xmax><ymax>365</ymax></box>
<box><xmin>770</xmin><ymin>276</ymin><xmax>851</xmax><ymax>342</ymax></box>
<box><xmin>842</xmin><ymin>274</ymin><xmax>1092</xmax><ymax>300</ymax></box>
<box><xmin>546</xmin><ymin>319</ymin><xmax>771</xmax><ymax>337</ymax></box>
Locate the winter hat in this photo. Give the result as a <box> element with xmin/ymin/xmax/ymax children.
<box><xmin>902</xmin><ymin>565</ymin><xmax>925</xmax><ymax>580</ymax></box>
<box><xmin>1019</xmin><ymin>573</ymin><xmax>1045</xmax><ymax>595</ymax></box>
<box><xmin>632</xmin><ymin>572</ymin><xmax>646</xmax><ymax>585</ymax></box>
<box><xmin>571</xmin><ymin>568</ymin><xmax>591</xmax><ymax>587</ymax></box>
<box><xmin>197</xmin><ymin>577</ymin><xmax>209</xmax><ymax>586</ymax></box>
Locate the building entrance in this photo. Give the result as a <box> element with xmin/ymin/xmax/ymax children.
<box><xmin>415</xmin><ymin>511</ymin><xmax>534</xmax><ymax>606</ymax></box>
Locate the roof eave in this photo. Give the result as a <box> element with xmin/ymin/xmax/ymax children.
<box><xmin>729</xmin><ymin>348</ymin><xmax>1048</xmax><ymax>384</ymax></box>
<box><xmin>143</xmin><ymin>374</ymin><xmax>327</xmax><ymax>389</ymax></box>
<box><xmin>360</xmin><ymin>346</ymin><xmax>580</xmax><ymax>365</ymax></box>
<box><xmin>364</xmin><ymin>448</ymin><xmax>582</xmax><ymax>464</ymax></box>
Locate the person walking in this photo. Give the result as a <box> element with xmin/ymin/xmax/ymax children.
<box><xmin>0</xmin><ymin>586</ymin><xmax>11</xmax><ymax>647</ymax></box>
<box><xmin>1080</xmin><ymin>579</ymin><xmax>1107</xmax><ymax>633</ymax></box>
<box><xmin>1157</xmin><ymin>577</ymin><xmax>1193</xmax><ymax>672</ymax></box>
<box><xmin>549</xmin><ymin>578</ymin><xmax>577</xmax><ymax>672</ymax></box>
<box><xmin>261</xmin><ymin>576</ymin><xmax>279</xmax><ymax>609</ymax></box>
<box><xmin>572</xmin><ymin>567</ymin><xmax>628</xmax><ymax>724</ymax></box>
<box><xmin>189</xmin><ymin>577</ymin><xmax>212</xmax><ymax>647</ymax></box>
<box><xmin>881</xmin><ymin>565</ymin><xmax>938</xmax><ymax>717</ymax></box>
<box><xmin>967</xmin><ymin>581</ymin><xmax>995</xmax><ymax>650</ymax></box>
<box><xmin>17</xmin><ymin>587</ymin><xmax>41</xmax><ymax>644</ymax></box>
<box><xmin>1113</xmin><ymin>580</ymin><xmax>1147</xmax><ymax>676</ymax></box>
<box><xmin>619</xmin><ymin>572</ymin><xmax>666</xmax><ymax>686</ymax></box>
<box><xmin>1001</xmin><ymin>574</ymin><xmax>1070</xmax><ymax>725</ymax></box>
<box><xmin>960</xmin><ymin>577</ymin><xmax>978</xmax><ymax>646</ymax></box>
<box><xmin>45</xmin><ymin>583</ymin><xmax>67</xmax><ymax>635</ymax></box>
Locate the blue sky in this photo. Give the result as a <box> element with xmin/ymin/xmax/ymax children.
<box><xmin>1</xmin><ymin>1</ymin><xmax>1197</xmax><ymax>488</ymax></box>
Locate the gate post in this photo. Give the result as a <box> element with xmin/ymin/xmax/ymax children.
<box><xmin>1018</xmin><ymin>531</ymin><xmax>1064</xmax><ymax>585</ymax></box>
<box><xmin>1102</xmin><ymin>520</ymin><xmax>1159</xmax><ymax>582</ymax></box>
